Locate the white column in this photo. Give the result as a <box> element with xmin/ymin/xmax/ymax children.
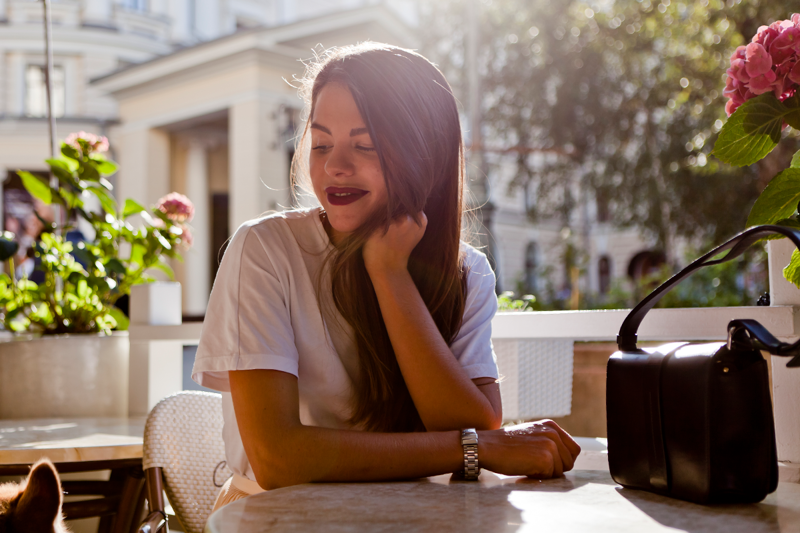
<box><xmin>167</xmin><ymin>0</ymin><xmax>192</xmax><ymax>44</ymax></box>
<box><xmin>768</xmin><ymin>238</ymin><xmax>800</xmax><ymax>464</ymax></box>
<box><xmin>184</xmin><ymin>139</ymin><xmax>210</xmax><ymax>315</ymax></box>
<box><xmin>116</xmin><ymin>127</ymin><xmax>170</xmax><ymax>207</ymax></box>
<box><xmin>6</xmin><ymin>52</ymin><xmax>23</xmax><ymax>116</ymax></box>
<box><xmin>229</xmin><ymin>98</ymin><xmax>288</xmax><ymax>231</ymax></box>
<box><xmin>194</xmin><ymin>0</ymin><xmax>219</xmax><ymax>40</ymax></box>
<box><xmin>149</xmin><ymin>0</ymin><xmax>169</xmax><ymax>17</ymax></box>
<box><xmin>82</xmin><ymin>0</ymin><xmax>112</xmax><ymax>27</ymax></box>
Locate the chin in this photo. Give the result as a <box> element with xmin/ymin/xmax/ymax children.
<box><xmin>325</xmin><ymin>212</ymin><xmax>364</xmax><ymax>235</ymax></box>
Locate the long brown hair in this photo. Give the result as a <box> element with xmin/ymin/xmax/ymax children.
<box><xmin>292</xmin><ymin>43</ymin><xmax>468</xmax><ymax>432</ymax></box>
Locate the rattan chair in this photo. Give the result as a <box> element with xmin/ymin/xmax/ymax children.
<box><xmin>138</xmin><ymin>391</ymin><xmax>231</xmax><ymax>533</ymax></box>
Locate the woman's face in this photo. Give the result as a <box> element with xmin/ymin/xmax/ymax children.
<box><xmin>309</xmin><ymin>83</ymin><xmax>387</xmax><ymax>243</ymax></box>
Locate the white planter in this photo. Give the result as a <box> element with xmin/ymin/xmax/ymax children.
<box><xmin>767</xmin><ymin>238</ymin><xmax>800</xmax><ymax>305</ymax></box>
<box><xmin>0</xmin><ymin>332</ymin><xmax>129</xmax><ymax>419</ymax></box>
<box><xmin>767</xmin><ymin>238</ymin><xmax>800</xmax><ymax>464</ymax></box>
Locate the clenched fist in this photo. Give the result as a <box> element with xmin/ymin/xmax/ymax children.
<box><xmin>362</xmin><ymin>212</ymin><xmax>427</xmax><ymax>276</ymax></box>
<box><xmin>479</xmin><ymin>420</ymin><xmax>582</xmax><ymax>478</ymax></box>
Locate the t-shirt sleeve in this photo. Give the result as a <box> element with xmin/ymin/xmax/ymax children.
<box><xmin>192</xmin><ymin>223</ymin><xmax>300</xmax><ymax>392</ymax></box>
<box><xmin>450</xmin><ymin>248</ymin><xmax>499</xmax><ymax>380</ymax></box>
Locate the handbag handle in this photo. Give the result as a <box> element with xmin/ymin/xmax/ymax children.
<box><xmin>617</xmin><ymin>224</ymin><xmax>800</xmax><ymax>367</ymax></box>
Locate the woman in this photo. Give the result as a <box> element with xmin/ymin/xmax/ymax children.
<box><xmin>193</xmin><ymin>42</ymin><xmax>580</xmax><ymax>509</ymax></box>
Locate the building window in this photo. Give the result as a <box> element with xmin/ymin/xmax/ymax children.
<box><xmin>598</xmin><ymin>256</ymin><xmax>612</xmax><ymax>295</ymax></box>
<box><xmin>25</xmin><ymin>65</ymin><xmax>65</xmax><ymax>118</ymax></box>
<box><xmin>122</xmin><ymin>0</ymin><xmax>147</xmax><ymax>11</ymax></box>
<box><xmin>524</xmin><ymin>242</ymin><xmax>538</xmax><ymax>294</ymax></box>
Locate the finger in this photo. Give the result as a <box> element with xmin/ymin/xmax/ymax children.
<box><xmin>539</xmin><ymin>429</ymin><xmax>573</xmax><ymax>473</ymax></box>
<box><xmin>538</xmin><ymin>436</ymin><xmax>563</xmax><ymax>477</ymax></box>
<box><xmin>541</xmin><ymin>420</ymin><xmax>582</xmax><ymax>460</ymax></box>
<box><xmin>525</xmin><ymin>444</ymin><xmax>556</xmax><ymax>479</ymax></box>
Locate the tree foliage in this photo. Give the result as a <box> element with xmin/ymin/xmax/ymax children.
<box><xmin>421</xmin><ymin>0</ymin><xmax>800</xmax><ymax>252</ymax></box>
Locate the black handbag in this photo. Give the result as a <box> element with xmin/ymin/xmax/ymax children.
<box><xmin>607</xmin><ymin>225</ymin><xmax>800</xmax><ymax>504</ymax></box>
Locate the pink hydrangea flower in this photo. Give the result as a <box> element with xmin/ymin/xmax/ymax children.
<box><xmin>156</xmin><ymin>192</ymin><xmax>194</xmax><ymax>223</ymax></box>
<box><xmin>725</xmin><ymin>14</ymin><xmax>800</xmax><ymax>116</ymax></box>
<box><xmin>178</xmin><ymin>225</ymin><xmax>193</xmax><ymax>250</ymax></box>
<box><xmin>745</xmin><ymin>43</ymin><xmax>772</xmax><ymax>77</ymax></box>
<box><xmin>64</xmin><ymin>131</ymin><xmax>109</xmax><ymax>154</ymax></box>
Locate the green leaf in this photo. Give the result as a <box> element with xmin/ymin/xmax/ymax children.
<box><xmin>58</xmin><ymin>188</ymin><xmax>84</xmax><ymax>210</ymax></box>
<box><xmin>86</xmin><ymin>185</ymin><xmax>117</xmax><ymax>216</ymax></box>
<box><xmin>712</xmin><ymin>93</ymin><xmax>788</xmax><ymax>167</ymax></box>
<box><xmin>784</xmin><ymin>249</ymin><xmax>800</xmax><ymax>289</ymax></box>
<box><xmin>92</xmin><ymin>158</ymin><xmax>118</xmax><ymax>176</ymax></box>
<box><xmin>108</xmin><ymin>307</ymin><xmax>129</xmax><ymax>331</ymax></box>
<box><xmin>122</xmin><ymin>199</ymin><xmax>146</xmax><ymax>219</ymax></box>
<box><xmin>46</xmin><ymin>157</ymin><xmax>78</xmax><ymax>173</ymax></box>
<box><xmin>61</xmin><ymin>143</ymin><xmax>81</xmax><ymax>161</ymax></box>
<box><xmin>70</xmin><ymin>246</ymin><xmax>95</xmax><ymax>267</ymax></box>
<box><xmin>747</xmin><ymin>168</ymin><xmax>800</xmax><ymax>227</ymax></box>
<box><xmin>151</xmin><ymin>260</ymin><xmax>175</xmax><ymax>279</ymax></box>
<box><xmin>76</xmin><ymin>278</ymin><xmax>89</xmax><ymax>299</ymax></box>
<box><xmin>783</xmin><ymin>94</ymin><xmax>800</xmax><ymax>130</ymax></box>
<box><xmin>792</xmin><ymin>149</ymin><xmax>800</xmax><ymax>169</ymax></box>
<box><xmin>129</xmin><ymin>243</ymin><xmax>146</xmax><ymax>268</ymax></box>
<box><xmin>104</xmin><ymin>258</ymin><xmax>126</xmax><ymax>275</ymax></box>
<box><xmin>81</xmin><ymin>164</ymin><xmax>100</xmax><ymax>182</ymax></box>
<box><xmin>17</xmin><ymin>171</ymin><xmax>52</xmax><ymax>204</ymax></box>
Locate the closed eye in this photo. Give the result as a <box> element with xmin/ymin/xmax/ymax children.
<box><xmin>356</xmin><ymin>145</ymin><xmax>376</xmax><ymax>152</ymax></box>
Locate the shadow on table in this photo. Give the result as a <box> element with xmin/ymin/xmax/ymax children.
<box><xmin>616</xmin><ymin>486</ymin><xmax>792</xmax><ymax>533</ymax></box>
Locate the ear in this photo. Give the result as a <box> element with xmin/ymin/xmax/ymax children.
<box><xmin>13</xmin><ymin>459</ymin><xmax>63</xmax><ymax>532</ymax></box>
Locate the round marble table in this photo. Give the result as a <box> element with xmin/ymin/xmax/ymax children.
<box><xmin>206</xmin><ymin>450</ymin><xmax>800</xmax><ymax>533</ymax></box>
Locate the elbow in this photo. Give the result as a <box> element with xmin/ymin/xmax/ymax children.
<box><xmin>249</xmin><ymin>437</ymin><xmax>309</xmax><ymax>490</ymax></box>
<box><xmin>251</xmin><ymin>453</ymin><xmax>303</xmax><ymax>490</ymax></box>
<box><xmin>474</xmin><ymin>410</ymin><xmax>503</xmax><ymax>431</ymax></box>
<box><xmin>471</xmin><ymin>400</ymin><xmax>503</xmax><ymax>431</ymax></box>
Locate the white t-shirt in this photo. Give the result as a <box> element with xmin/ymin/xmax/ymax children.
<box><xmin>192</xmin><ymin>207</ymin><xmax>499</xmax><ymax>481</ymax></box>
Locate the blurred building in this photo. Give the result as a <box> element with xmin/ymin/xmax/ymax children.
<box><xmin>487</xmin><ymin>151</ymin><xmax>657</xmax><ymax>306</ymax></box>
<box><xmin>0</xmin><ymin>0</ymin><xmax>655</xmax><ymax>314</ymax></box>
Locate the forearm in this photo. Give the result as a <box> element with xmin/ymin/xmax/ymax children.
<box><xmin>370</xmin><ymin>268</ymin><xmax>499</xmax><ymax>431</ymax></box>
<box><xmin>250</xmin><ymin>424</ymin><xmax>463</xmax><ymax>489</ymax></box>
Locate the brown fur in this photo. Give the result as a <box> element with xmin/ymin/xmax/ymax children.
<box><xmin>0</xmin><ymin>459</ymin><xmax>68</xmax><ymax>533</ymax></box>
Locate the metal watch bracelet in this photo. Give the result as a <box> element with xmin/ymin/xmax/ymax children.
<box><xmin>460</xmin><ymin>428</ymin><xmax>480</xmax><ymax>480</ymax></box>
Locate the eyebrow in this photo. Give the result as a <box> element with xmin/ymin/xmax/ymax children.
<box><xmin>310</xmin><ymin>123</ymin><xmax>370</xmax><ymax>137</ymax></box>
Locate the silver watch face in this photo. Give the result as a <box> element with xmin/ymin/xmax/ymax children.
<box><xmin>462</xmin><ymin>434</ymin><xmax>478</xmax><ymax>445</ymax></box>
<box><xmin>461</xmin><ymin>428</ymin><xmax>478</xmax><ymax>445</ymax></box>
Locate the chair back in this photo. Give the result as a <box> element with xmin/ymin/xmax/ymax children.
<box><xmin>143</xmin><ymin>391</ymin><xmax>231</xmax><ymax>533</ymax></box>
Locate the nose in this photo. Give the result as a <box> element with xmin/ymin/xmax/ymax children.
<box><xmin>324</xmin><ymin>145</ymin><xmax>355</xmax><ymax>177</ymax></box>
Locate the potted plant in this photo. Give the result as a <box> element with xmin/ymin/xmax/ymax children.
<box><xmin>713</xmin><ymin>14</ymin><xmax>800</xmax><ymax>289</ymax></box>
<box><xmin>0</xmin><ymin>132</ymin><xmax>193</xmax><ymax>418</ymax></box>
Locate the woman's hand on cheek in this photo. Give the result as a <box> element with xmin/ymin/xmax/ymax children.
<box><xmin>363</xmin><ymin>212</ymin><xmax>427</xmax><ymax>277</ymax></box>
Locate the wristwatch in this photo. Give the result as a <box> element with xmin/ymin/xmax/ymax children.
<box><xmin>460</xmin><ymin>428</ymin><xmax>480</xmax><ymax>480</ymax></box>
